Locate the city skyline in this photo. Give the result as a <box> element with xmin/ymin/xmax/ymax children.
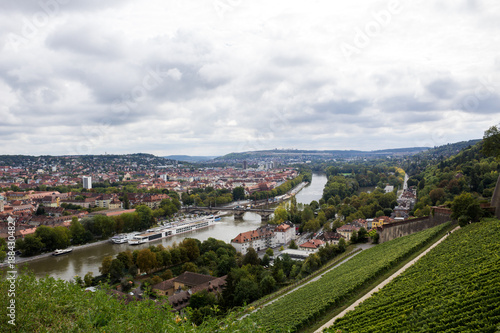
<box><xmin>1</xmin><ymin>1</ymin><xmax>499</xmax><ymax>156</ymax></box>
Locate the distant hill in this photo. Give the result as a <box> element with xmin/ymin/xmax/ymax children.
<box><xmin>163</xmin><ymin>155</ymin><xmax>218</xmax><ymax>163</ymax></box>
<box><xmin>215</xmin><ymin>147</ymin><xmax>431</xmax><ymax>162</ymax></box>
<box><xmin>416</xmin><ymin>139</ymin><xmax>481</xmax><ymax>159</ymax></box>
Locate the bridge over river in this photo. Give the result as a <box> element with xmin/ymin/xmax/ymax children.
<box><xmin>181</xmin><ymin>206</ymin><xmax>275</xmax><ymax>221</ymax></box>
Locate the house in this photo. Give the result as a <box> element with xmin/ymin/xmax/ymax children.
<box><xmin>168</xmin><ymin>275</ymin><xmax>226</xmax><ymax>312</ymax></box>
<box><xmin>320</xmin><ymin>231</ymin><xmax>345</xmax><ymax>245</ymax></box>
<box><xmin>299</xmin><ymin>239</ymin><xmax>325</xmax><ymax>252</ymax></box>
<box><xmin>274</xmin><ymin>222</ymin><xmax>295</xmax><ymax>245</ymax></box>
<box><xmin>152</xmin><ymin>272</ymin><xmax>227</xmax><ymax>311</ymax></box>
<box><xmin>95</xmin><ymin>194</ymin><xmax>114</xmax><ymax>208</ymax></box>
<box><xmin>5</xmin><ymin>192</ymin><xmax>31</xmax><ymax>201</ymax></box>
<box><xmin>231</xmin><ymin>226</ymin><xmax>275</xmax><ymax>254</ymax></box>
<box><xmin>231</xmin><ymin>222</ymin><xmax>295</xmax><ymax>254</ymax></box>
<box><xmin>152</xmin><ymin>279</ymin><xmax>176</xmax><ymax>297</ymax></box>
<box><xmin>337</xmin><ymin>224</ymin><xmax>361</xmax><ymax>241</ymax></box>
<box><xmin>108</xmin><ymin>199</ymin><xmax>122</xmax><ymax>209</ymax></box>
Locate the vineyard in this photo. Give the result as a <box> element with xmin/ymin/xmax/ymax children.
<box><xmin>245</xmin><ymin>222</ymin><xmax>451</xmax><ymax>332</ymax></box>
<box><xmin>327</xmin><ymin>219</ymin><xmax>500</xmax><ymax>332</ymax></box>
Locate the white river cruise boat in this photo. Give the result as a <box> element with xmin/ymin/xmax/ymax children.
<box><xmin>110</xmin><ymin>232</ymin><xmax>139</xmax><ymax>244</ymax></box>
<box><xmin>127</xmin><ymin>215</ymin><xmax>215</xmax><ymax>245</ymax></box>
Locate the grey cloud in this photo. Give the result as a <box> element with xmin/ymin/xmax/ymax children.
<box><xmin>313</xmin><ymin>99</ymin><xmax>369</xmax><ymax>116</ymax></box>
<box><xmin>271</xmin><ymin>55</ymin><xmax>310</xmax><ymax>68</ymax></box>
<box><xmin>377</xmin><ymin>95</ymin><xmax>436</xmax><ymax>112</ymax></box>
<box><xmin>454</xmin><ymin>93</ymin><xmax>500</xmax><ymax>114</ymax></box>
<box><xmin>0</xmin><ymin>0</ymin><xmax>131</xmax><ymax>15</ymax></box>
<box><xmin>426</xmin><ymin>78</ymin><xmax>457</xmax><ymax>99</ymax></box>
<box><xmin>46</xmin><ymin>26</ymin><xmax>125</xmax><ymax>58</ymax></box>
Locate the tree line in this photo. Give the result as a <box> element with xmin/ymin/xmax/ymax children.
<box><xmin>15</xmin><ymin>201</ymin><xmax>180</xmax><ymax>256</ymax></box>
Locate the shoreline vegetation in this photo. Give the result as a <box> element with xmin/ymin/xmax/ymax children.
<box><xmin>0</xmin><ymin>176</ymin><xmax>310</xmax><ymax>269</ymax></box>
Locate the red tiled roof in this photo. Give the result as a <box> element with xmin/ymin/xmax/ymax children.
<box><xmin>299</xmin><ymin>239</ymin><xmax>325</xmax><ymax>249</ymax></box>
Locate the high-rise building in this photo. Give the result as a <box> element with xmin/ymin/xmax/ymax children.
<box><xmin>0</xmin><ymin>194</ymin><xmax>4</xmax><ymax>212</ymax></box>
<box><xmin>243</xmin><ymin>161</ymin><xmax>248</xmax><ymax>170</ymax></box>
<box><xmin>83</xmin><ymin>176</ymin><xmax>92</xmax><ymax>189</ymax></box>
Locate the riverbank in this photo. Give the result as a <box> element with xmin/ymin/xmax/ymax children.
<box><xmin>4</xmin><ymin>174</ymin><xmax>327</xmax><ymax>280</ymax></box>
<box><xmin>0</xmin><ymin>238</ymin><xmax>111</xmax><ymax>269</ymax></box>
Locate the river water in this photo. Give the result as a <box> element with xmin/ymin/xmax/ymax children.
<box><xmin>19</xmin><ymin>174</ymin><xmax>327</xmax><ymax>281</ymax></box>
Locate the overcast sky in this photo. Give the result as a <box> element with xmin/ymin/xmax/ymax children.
<box><xmin>1</xmin><ymin>0</ymin><xmax>499</xmax><ymax>157</ymax></box>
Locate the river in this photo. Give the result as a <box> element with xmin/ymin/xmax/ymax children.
<box><xmin>17</xmin><ymin>174</ymin><xmax>327</xmax><ymax>281</ymax></box>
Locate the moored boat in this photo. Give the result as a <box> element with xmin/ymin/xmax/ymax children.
<box><xmin>110</xmin><ymin>232</ymin><xmax>139</xmax><ymax>244</ymax></box>
<box><xmin>127</xmin><ymin>215</ymin><xmax>215</xmax><ymax>245</ymax></box>
<box><xmin>53</xmin><ymin>248</ymin><xmax>73</xmax><ymax>256</ymax></box>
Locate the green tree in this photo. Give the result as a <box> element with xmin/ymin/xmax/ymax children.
<box><xmin>260</xmin><ymin>274</ymin><xmax>276</xmax><ymax>295</ymax></box>
<box><xmin>0</xmin><ymin>238</ymin><xmax>6</xmax><ymax>262</ymax></box>
<box><xmin>135</xmin><ymin>205</ymin><xmax>155</xmax><ymax>229</ymax></box>
<box><xmin>261</xmin><ymin>254</ymin><xmax>270</xmax><ymax>267</ymax></box>
<box><xmin>180</xmin><ymin>238</ymin><xmax>200</xmax><ymax>261</ymax></box>
<box><xmin>481</xmin><ymin>125</ymin><xmax>500</xmax><ymax>158</ymax></box>
<box><xmin>301</xmin><ymin>206</ymin><xmax>314</xmax><ymax>223</ymax></box>
<box><xmin>34</xmin><ymin>225</ymin><xmax>57</xmax><ymax>251</ymax></box>
<box><xmin>122</xmin><ymin>193</ymin><xmax>130</xmax><ymax>209</ymax></box>
<box><xmin>451</xmin><ymin>192</ymin><xmax>482</xmax><ymax>227</ymax></box>
<box><xmin>289</xmin><ymin>239</ymin><xmax>298</xmax><ymax>249</ymax></box>
<box><xmin>181</xmin><ymin>262</ymin><xmax>198</xmax><ymax>273</ymax></box>
<box><xmin>233</xmin><ymin>278</ymin><xmax>260</xmax><ymax>306</ymax></box>
<box><xmin>116</xmin><ymin>250</ymin><xmax>134</xmax><ymax>269</ymax></box>
<box><xmin>69</xmin><ymin>217</ymin><xmax>86</xmax><ymax>245</ymax></box>
<box><xmin>189</xmin><ymin>289</ymin><xmax>217</xmax><ymax>309</ymax></box>
<box><xmin>84</xmin><ymin>272</ymin><xmax>94</xmax><ymax>287</ymax></box>
<box><xmin>242</xmin><ymin>248</ymin><xmax>260</xmax><ymax>266</ymax></box>
<box><xmin>429</xmin><ymin>188</ymin><xmax>446</xmax><ymax>206</ymax></box>
<box><xmin>137</xmin><ymin>248</ymin><xmax>157</xmax><ymax>274</ymax></box>
<box><xmin>273</xmin><ymin>205</ymin><xmax>288</xmax><ymax>224</ymax></box>
<box><xmin>16</xmin><ymin>235</ymin><xmax>44</xmax><ymax>256</ymax></box>
<box><xmin>232</xmin><ymin>186</ymin><xmax>245</xmax><ymax>201</ymax></box>
<box><xmin>52</xmin><ymin>226</ymin><xmax>71</xmax><ymax>249</ymax></box>
<box><xmin>265</xmin><ymin>248</ymin><xmax>274</xmax><ymax>257</ymax></box>
<box><xmin>109</xmin><ymin>259</ymin><xmax>125</xmax><ymax>281</ymax></box>
<box><xmin>357</xmin><ymin>227</ymin><xmax>368</xmax><ymax>242</ymax></box>
<box><xmin>99</xmin><ymin>256</ymin><xmax>113</xmax><ymax>276</ymax></box>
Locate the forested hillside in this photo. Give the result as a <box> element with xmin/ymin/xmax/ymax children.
<box><xmin>408</xmin><ymin>142</ymin><xmax>499</xmax><ymax>217</ymax></box>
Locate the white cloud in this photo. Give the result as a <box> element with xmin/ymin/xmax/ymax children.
<box><xmin>0</xmin><ymin>0</ymin><xmax>499</xmax><ymax>156</ymax></box>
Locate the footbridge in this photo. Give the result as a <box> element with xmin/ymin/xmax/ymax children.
<box><xmin>182</xmin><ymin>206</ymin><xmax>275</xmax><ymax>221</ymax></box>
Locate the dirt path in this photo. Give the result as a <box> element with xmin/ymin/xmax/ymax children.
<box><xmin>240</xmin><ymin>246</ymin><xmax>372</xmax><ymax>320</ymax></box>
<box><xmin>314</xmin><ymin>226</ymin><xmax>459</xmax><ymax>332</ymax></box>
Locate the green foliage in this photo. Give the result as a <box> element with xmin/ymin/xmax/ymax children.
<box><xmin>243</xmin><ymin>248</ymin><xmax>260</xmax><ymax>266</ymax></box>
<box><xmin>451</xmin><ymin>192</ymin><xmax>483</xmax><ymax>226</ymax></box>
<box><xmin>109</xmin><ymin>259</ymin><xmax>125</xmax><ymax>282</ymax></box>
<box><xmin>328</xmin><ymin>219</ymin><xmax>500</xmax><ymax>333</ymax></box>
<box><xmin>69</xmin><ymin>217</ymin><xmax>86</xmax><ymax>245</ymax></box>
<box><xmin>248</xmin><ymin>223</ymin><xmax>450</xmax><ymax>332</ymax></box>
<box><xmin>0</xmin><ymin>271</ymin><xmax>264</xmax><ymax>332</ymax></box>
<box><xmin>234</xmin><ymin>278</ymin><xmax>260</xmax><ymax>306</ymax></box>
<box><xmin>481</xmin><ymin>125</ymin><xmax>500</xmax><ymax>158</ymax></box>
<box><xmin>232</xmin><ymin>186</ymin><xmax>246</xmax><ymax>201</ymax></box>
<box><xmin>99</xmin><ymin>256</ymin><xmax>113</xmax><ymax>275</ymax></box>
<box><xmin>137</xmin><ymin>248</ymin><xmax>157</xmax><ymax>274</ymax></box>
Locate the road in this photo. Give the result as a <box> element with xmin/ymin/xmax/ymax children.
<box><xmin>314</xmin><ymin>226</ymin><xmax>460</xmax><ymax>332</ymax></box>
